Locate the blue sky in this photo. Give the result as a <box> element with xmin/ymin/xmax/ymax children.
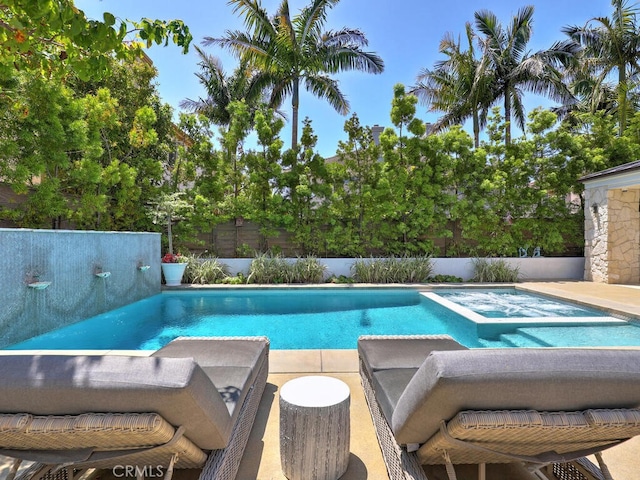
<box><xmin>76</xmin><ymin>0</ymin><xmax>613</xmax><ymax>157</ymax></box>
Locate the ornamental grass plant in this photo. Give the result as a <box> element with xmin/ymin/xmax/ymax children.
<box><xmin>472</xmin><ymin>257</ymin><xmax>520</xmax><ymax>282</ymax></box>
<box><xmin>351</xmin><ymin>255</ymin><xmax>434</xmax><ymax>283</ymax></box>
<box><xmin>183</xmin><ymin>255</ymin><xmax>229</xmax><ymax>284</ymax></box>
<box><xmin>247</xmin><ymin>253</ymin><xmax>327</xmax><ymax>284</ymax></box>
<box><xmin>247</xmin><ymin>253</ymin><xmax>290</xmax><ymax>284</ymax></box>
<box><xmin>290</xmin><ymin>256</ymin><xmax>327</xmax><ymax>283</ymax></box>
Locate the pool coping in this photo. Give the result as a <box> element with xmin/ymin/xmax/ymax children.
<box><xmin>0</xmin><ymin>349</ymin><xmax>360</xmax><ymax>374</ymax></box>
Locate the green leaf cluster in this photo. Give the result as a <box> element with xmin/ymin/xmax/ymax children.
<box><xmin>0</xmin><ymin>1</ymin><xmax>192</xmax><ymax>82</ymax></box>
<box><xmin>0</xmin><ymin>55</ymin><xmax>185</xmax><ymax>232</ymax></box>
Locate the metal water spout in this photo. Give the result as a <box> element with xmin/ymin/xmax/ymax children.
<box><xmin>137</xmin><ymin>262</ymin><xmax>151</xmax><ymax>271</ymax></box>
<box><xmin>26</xmin><ymin>272</ymin><xmax>51</xmax><ymax>289</ymax></box>
<box><xmin>94</xmin><ymin>266</ymin><xmax>111</xmax><ymax>278</ymax></box>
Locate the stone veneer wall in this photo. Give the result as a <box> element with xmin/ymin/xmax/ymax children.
<box><xmin>608</xmin><ymin>189</ymin><xmax>640</xmax><ymax>283</ymax></box>
<box><xmin>584</xmin><ymin>185</ymin><xmax>608</xmax><ymax>282</ymax></box>
<box><xmin>0</xmin><ymin>229</ymin><xmax>161</xmax><ymax>348</ymax></box>
<box><xmin>584</xmin><ymin>187</ymin><xmax>640</xmax><ymax>283</ymax></box>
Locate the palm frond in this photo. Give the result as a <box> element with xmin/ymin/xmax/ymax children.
<box><xmin>179</xmin><ymin>97</ymin><xmax>206</xmax><ymax>113</ymax></box>
<box><xmin>268</xmin><ymin>75</ymin><xmax>295</xmax><ymax>109</ymax></box>
<box><xmin>323</xmin><ymin>46</ymin><xmax>384</xmax><ymax>74</ymax></box>
<box><xmin>203</xmin><ymin>31</ymin><xmax>270</xmax><ymax>63</ymax></box>
<box><xmin>508</xmin><ymin>5</ymin><xmax>534</xmax><ymax>61</ymax></box>
<box><xmin>274</xmin><ymin>0</ymin><xmax>297</xmax><ymax>52</ymax></box>
<box><xmin>321</xmin><ymin>28</ymin><xmax>369</xmax><ymax>48</ymax></box>
<box><xmin>509</xmin><ymin>87</ymin><xmax>527</xmax><ymax>131</ymax></box>
<box><xmin>228</xmin><ymin>0</ymin><xmax>277</xmax><ymax>40</ymax></box>
<box><xmin>474</xmin><ymin>9</ymin><xmax>504</xmax><ymax>53</ymax></box>
<box><xmin>304</xmin><ymin>74</ymin><xmax>348</xmax><ymax>114</ymax></box>
<box><xmin>438</xmin><ymin>31</ymin><xmax>459</xmax><ymax>54</ymax></box>
<box><xmin>297</xmin><ymin>0</ymin><xmax>339</xmax><ymax>45</ymax></box>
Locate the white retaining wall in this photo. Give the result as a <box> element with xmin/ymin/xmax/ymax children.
<box><xmin>219</xmin><ymin>257</ymin><xmax>585</xmax><ymax>282</ymax></box>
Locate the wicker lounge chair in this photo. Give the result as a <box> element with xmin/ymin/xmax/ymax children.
<box><xmin>358</xmin><ymin>335</ymin><xmax>640</xmax><ymax>480</ymax></box>
<box><xmin>0</xmin><ymin>336</ymin><xmax>269</xmax><ymax>480</ymax></box>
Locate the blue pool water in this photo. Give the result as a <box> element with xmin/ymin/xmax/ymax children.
<box><xmin>8</xmin><ymin>289</ymin><xmax>481</xmax><ymax>350</ymax></box>
<box><xmin>7</xmin><ymin>288</ymin><xmax>640</xmax><ymax>350</ymax></box>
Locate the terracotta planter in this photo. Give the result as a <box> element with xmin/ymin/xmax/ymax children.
<box><xmin>161</xmin><ymin>262</ymin><xmax>187</xmax><ymax>286</ymax></box>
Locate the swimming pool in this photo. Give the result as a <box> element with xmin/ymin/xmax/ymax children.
<box><xmin>6</xmin><ymin>288</ymin><xmax>640</xmax><ymax>350</ymax></box>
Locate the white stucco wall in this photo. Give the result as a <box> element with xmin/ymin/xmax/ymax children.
<box><xmin>217</xmin><ymin>257</ymin><xmax>584</xmax><ymax>282</ymax></box>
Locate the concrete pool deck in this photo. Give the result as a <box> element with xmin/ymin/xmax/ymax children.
<box><xmin>1</xmin><ymin>281</ymin><xmax>640</xmax><ymax>479</ymax></box>
<box><xmin>518</xmin><ymin>280</ymin><xmax>640</xmax><ymax>319</ymax></box>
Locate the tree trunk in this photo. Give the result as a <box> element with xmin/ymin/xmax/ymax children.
<box><xmin>473</xmin><ymin>109</ymin><xmax>480</xmax><ymax>148</ymax></box>
<box><xmin>167</xmin><ymin>213</ymin><xmax>173</xmax><ymax>254</ymax></box>
<box><xmin>618</xmin><ymin>66</ymin><xmax>627</xmax><ymax>136</ymax></box>
<box><xmin>291</xmin><ymin>77</ymin><xmax>299</xmax><ymax>150</ymax></box>
<box><xmin>504</xmin><ymin>91</ymin><xmax>512</xmax><ymax>145</ymax></box>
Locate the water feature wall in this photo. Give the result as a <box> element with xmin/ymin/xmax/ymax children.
<box><xmin>0</xmin><ymin>228</ymin><xmax>161</xmax><ymax>348</ymax></box>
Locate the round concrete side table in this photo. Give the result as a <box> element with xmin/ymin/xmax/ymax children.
<box><xmin>279</xmin><ymin>375</ymin><xmax>351</xmax><ymax>480</ymax></box>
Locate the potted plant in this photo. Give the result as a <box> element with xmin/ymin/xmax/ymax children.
<box><xmin>161</xmin><ymin>252</ymin><xmax>188</xmax><ymax>286</ymax></box>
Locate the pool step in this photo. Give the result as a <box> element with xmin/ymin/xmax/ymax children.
<box><xmin>479</xmin><ymin>330</ymin><xmax>555</xmax><ymax>348</ymax></box>
<box><xmin>498</xmin><ymin>331</ymin><xmax>551</xmax><ymax>348</ymax></box>
<box><xmin>476</xmin><ymin>337</ymin><xmax>507</xmax><ymax>348</ymax></box>
<box><xmin>515</xmin><ymin>324</ymin><xmax>640</xmax><ymax>348</ymax></box>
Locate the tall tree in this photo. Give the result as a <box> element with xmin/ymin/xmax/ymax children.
<box><xmin>474</xmin><ymin>5</ymin><xmax>577</xmax><ymax>144</ymax></box>
<box><xmin>0</xmin><ymin>55</ymin><xmax>184</xmax><ymax>231</ymax></box>
<box><xmin>563</xmin><ymin>0</ymin><xmax>640</xmax><ymax>135</ymax></box>
<box><xmin>71</xmin><ymin>57</ymin><xmax>178</xmax><ymax>230</ymax></box>
<box><xmin>412</xmin><ymin>23</ymin><xmax>493</xmax><ymax>147</ymax></box>
<box><xmin>377</xmin><ymin>84</ymin><xmax>445</xmax><ymax>254</ymax></box>
<box><xmin>327</xmin><ymin>114</ymin><xmax>383</xmax><ymax>255</ymax></box>
<box><xmin>244</xmin><ymin>106</ymin><xmax>285</xmax><ymax>252</ymax></box>
<box><xmin>204</xmin><ymin>0</ymin><xmax>384</xmax><ymax>149</ymax></box>
<box><xmin>280</xmin><ymin>118</ymin><xmax>331</xmax><ymax>254</ymax></box>
<box><xmin>180</xmin><ymin>46</ymin><xmax>262</xmax><ymax>127</ymax></box>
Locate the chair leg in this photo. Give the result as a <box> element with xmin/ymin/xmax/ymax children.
<box><xmin>594</xmin><ymin>452</ymin><xmax>614</xmax><ymax>480</ymax></box>
<box><xmin>443</xmin><ymin>460</ymin><xmax>485</xmax><ymax>480</ymax></box>
<box><xmin>6</xmin><ymin>459</ymin><xmax>22</xmax><ymax>480</ymax></box>
<box><xmin>443</xmin><ymin>452</ymin><xmax>458</xmax><ymax>480</ymax></box>
<box><xmin>164</xmin><ymin>453</ymin><xmax>178</xmax><ymax>480</ymax></box>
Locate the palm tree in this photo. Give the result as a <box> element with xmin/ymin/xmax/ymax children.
<box><xmin>563</xmin><ymin>0</ymin><xmax>640</xmax><ymax>135</ymax></box>
<box><xmin>204</xmin><ymin>0</ymin><xmax>384</xmax><ymax>150</ymax></box>
<box><xmin>474</xmin><ymin>6</ymin><xmax>577</xmax><ymax>144</ymax></box>
<box><xmin>180</xmin><ymin>46</ymin><xmax>261</xmax><ymax>127</ymax></box>
<box><xmin>411</xmin><ymin>23</ymin><xmax>493</xmax><ymax>148</ymax></box>
<box><xmin>552</xmin><ymin>72</ymin><xmax>620</xmax><ymax>122</ymax></box>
